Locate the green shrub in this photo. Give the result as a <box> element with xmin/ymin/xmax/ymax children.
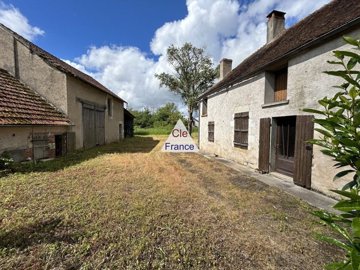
<box><xmin>304</xmin><ymin>36</ymin><xmax>360</xmax><ymax>269</ymax></box>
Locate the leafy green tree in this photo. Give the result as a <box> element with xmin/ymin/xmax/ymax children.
<box><xmin>304</xmin><ymin>36</ymin><xmax>360</xmax><ymax>270</ymax></box>
<box><xmin>155</xmin><ymin>43</ymin><xmax>217</xmax><ymax>134</ymax></box>
<box><xmin>152</xmin><ymin>103</ymin><xmax>184</xmax><ymax>128</ymax></box>
<box><xmin>129</xmin><ymin>108</ymin><xmax>153</xmax><ymax>128</ymax></box>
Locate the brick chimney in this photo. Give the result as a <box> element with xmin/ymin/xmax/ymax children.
<box><xmin>267</xmin><ymin>10</ymin><xmax>286</xmax><ymax>43</ymax></box>
<box><xmin>219</xmin><ymin>58</ymin><xmax>232</xmax><ymax>80</ymax></box>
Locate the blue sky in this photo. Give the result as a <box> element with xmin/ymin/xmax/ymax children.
<box><xmin>0</xmin><ymin>0</ymin><xmax>331</xmax><ymax>110</ymax></box>
<box><xmin>5</xmin><ymin>0</ymin><xmax>188</xmax><ymax>59</ymax></box>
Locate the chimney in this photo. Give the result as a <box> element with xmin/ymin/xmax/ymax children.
<box><xmin>266</xmin><ymin>10</ymin><xmax>286</xmax><ymax>43</ymax></box>
<box><xmin>219</xmin><ymin>58</ymin><xmax>232</xmax><ymax>80</ymax></box>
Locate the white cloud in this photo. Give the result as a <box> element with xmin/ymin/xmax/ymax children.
<box><xmin>68</xmin><ymin>0</ymin><xmax>331</xmax><ymax>110</ymax></box>
<box><xmin>0</xmin><ymin>1</ymin><xmax>44</xmax><ymax>41</ymax></box>
<box><xmin>74</xmin><ymin>46</ymin><xmax>181</xmax><ymax>110</ymax></box>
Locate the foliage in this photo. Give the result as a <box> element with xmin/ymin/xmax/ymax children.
<box><xmin>152</xmin><ymin>103</ymin><xmax>184</xmax><ymax>128</ymax></box>
<box><xmin>129</xmin><ymin>103</ymin><xmax>186</xmax><ymax>130</ymax></box>
<box><xmin>304</xmin><ymin>36</ymin><xmax>360</xmax><ymax>269</ymax></box>
<box><xmin>155</xmin><ymin>43</ymin><xmax>217</xmax><ymax>134</ymax></box>
<box><xmin>0</xmin><ymin>152</ymin><xmax>14</xmax><ymax>172</ymax></box>
<box><xmin>130</xmin><ymin>107</ymin><xmax>153</xmax><ymax>128</ymax></box>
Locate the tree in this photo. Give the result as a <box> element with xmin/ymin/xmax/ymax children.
<box><xmin>155</xmin><ymin>43</ymin><xmax>217</xmax><ymax>134</ymax></box>
<box><xmin>130</xmin><ymin>108</ymin><xmax>153</xmax><ymax>128</ymax></box>
<box><xmin>152</xmin><ymin>103</ymin><xmax>184</xmax><ymax>128</ymax></box>
<box><xmin>304</xmin><ymin>36</ymin><xmax>360</xmax><ymax>269</ymax></box>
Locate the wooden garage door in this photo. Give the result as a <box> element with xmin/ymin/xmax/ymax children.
<box><xmin>82</xmin><ymin>105</ymin><xmax>105</xmax><ymax>149</ymax></box>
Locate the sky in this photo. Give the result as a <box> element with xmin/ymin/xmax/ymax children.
<box><xmin>0</xmin><ymin>0</ymin><xmax>331</xmax><ymax>111</ymax></box>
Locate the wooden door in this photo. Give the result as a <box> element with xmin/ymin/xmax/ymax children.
<box><xmin>275</xmin><ymin>116</ymin><xmax>296</xmax><ymax>177</ymax></box>
<box><xmin>258</xmin><ymin>118</ymin><xmax>271</xmax><ymax>173</ymax></box>
<box><xmin>82</xmin><ymin>103</ymin><xmax>105</xmax><ymax>148</ymax></box>
<box><xmin>95</xmin><ymin>110</ymin><xmax>105</xmax><ymax>146</ymax></box>
<box><xmin>83</xmin><ymin>107</ymin><xmax>96</xmax><ymax>148</ymax></box>
<box><xmin>293</xmin><ymin>115</ymin><xmax>314</xmax><ymax>188</ymax></box>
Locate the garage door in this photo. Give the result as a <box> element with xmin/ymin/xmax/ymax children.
<box><xmin>82</xmin><ymin>103</ymin><xmax>105</xmax><ymax>149</ymax></box>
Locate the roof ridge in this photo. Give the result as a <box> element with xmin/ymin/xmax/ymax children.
<box><xmin>200</xmin><ymin>0</ymin><xmax>360</xmax><ymax>98</ymax></box>
<box><xmin>0</xmin><ymin>23</ymin><xmax>125</xmax><ymax>103</ymax></box>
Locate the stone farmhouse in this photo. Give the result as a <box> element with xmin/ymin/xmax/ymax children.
<box><xmin>0</xmin><ymin>23</ymin><xmax>126</xmax><ymax>161</ymax></box>
<box><xmin>198</xmin><ymin>0</ymin><xmax>360</xmax><ymax>196</ymax></box>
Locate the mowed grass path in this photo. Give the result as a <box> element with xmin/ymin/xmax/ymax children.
<box><xmin>0</xmin><ymin>136</ymin><xmax>341</xmax><ymax>269</ymax></box>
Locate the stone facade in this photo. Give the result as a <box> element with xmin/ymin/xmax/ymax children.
<box><xmin>199</xmin><ymin>28</ymin><xmax>360</xmax><ymax>196</ymax></box>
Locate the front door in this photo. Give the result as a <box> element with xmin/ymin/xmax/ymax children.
<box><xmin>275</xmin><ymin>116</ymin><xmax>296</xmax><ymax>177</ymax></box>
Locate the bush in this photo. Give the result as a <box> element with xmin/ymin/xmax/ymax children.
<box><xmin>304</xmin><ymin>36</ymin><xmax>360</xmax><ymax>269</ymax></box>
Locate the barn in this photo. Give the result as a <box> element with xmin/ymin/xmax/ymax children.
<box><xmin>0</xmin><ymin>23</ymin><xmax>126</xmax><ymax>161</ymax></box>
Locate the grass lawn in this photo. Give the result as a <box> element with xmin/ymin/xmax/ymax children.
<box><xmin>0</xmin><ymin>136</ymin><xmax>342</xmax><ymax>269</ymax></box>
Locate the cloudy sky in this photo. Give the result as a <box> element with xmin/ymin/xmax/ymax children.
<box><xmin>0</xmin><ymin>0</ymin><xmax>330</xmax><ymax>110</ymax></box>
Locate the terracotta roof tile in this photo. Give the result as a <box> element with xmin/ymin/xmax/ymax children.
<box><xmin>200</xmin><ymin>0</ymin><xmax>360</xmax><ymax>98</ymax></box>
<box><xmin>0</xmin><ymin>69</ymin><xmax>71</xmax><ymax>126</ymax></box>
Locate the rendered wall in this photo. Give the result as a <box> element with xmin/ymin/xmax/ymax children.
<box><xmin>200</xmin><ymin>28</ymin><xmax>360</xmax><ymax>196</ymax></box>
<box><xmin>0</xmin><ymin>126</ymin><xmax>68</xmax><ymax>161</ymax></box>
<box><xmin>66</xmin><ymin>76</ymin><xmax>124</xmax><ymax>149</ymax></box>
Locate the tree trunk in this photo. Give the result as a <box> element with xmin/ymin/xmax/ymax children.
<box><xmin>188</xmin><ymin>108</ymin><xmax>193</xmax><ymax>135</ymax></box>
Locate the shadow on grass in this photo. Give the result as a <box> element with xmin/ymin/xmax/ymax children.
<box><xmin>0</xmin><ymin>218</ymin><xmax>79</xmax><ymax>250</ymax></box>
<box><xmin>7</xmin><ymin>136</ymin><xmax>160</xmax><ymax>174</ymax></box>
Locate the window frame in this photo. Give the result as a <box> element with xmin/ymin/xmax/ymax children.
<box><xmin>233</xmin><ymin>112</ymin><xmax>249</xmax><ymax>149</ymax></box>
<box><xmin>201</xmin><ymin>98</ymin><xmax>208</xmax><ymax>117</ymax></box>
<box><xmin>107</xmin><ymin>98</ymin><xmax>113</xmax><ymax>117</ymax></box>
<box><xmin>208</xmin><ymin>121</ymin><xmax>214</xmax><ymax>142</ymax></box>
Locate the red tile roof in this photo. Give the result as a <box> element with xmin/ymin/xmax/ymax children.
<box><xmin>0</xmin><ymin>69</ymin><xmax>71</xmax><ymax>126</ymax></box>
<box><xmin>0</xmin><ymin>24</ymin><xmax>125</xmax><ymax>103</ymax></box>
<box><xmin>200</xmin><ymin>0</ymin><xmax>360</xmax><ymax>99</ymax></box>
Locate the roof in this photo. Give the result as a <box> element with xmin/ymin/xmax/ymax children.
<box><xmin>200</xmin><ymin>0</ymin><xmax>360</xmax><ymax>99</ymax></box>
<box><xmin>0</xmin><ymin>24</ymin><xmax>125</xmax><ymax>103</ymax></box>
<box><xmin>0</xmin><ymin>69</ymin><xmax>71</xmax><ymax>126</ymax></box>
<box><xmin>124</xmin><ymin>108</ymin><xmax>135</xmax><ymax>119</ymax></box>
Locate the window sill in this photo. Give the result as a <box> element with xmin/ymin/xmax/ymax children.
<box><xmin>262</xmin><ymin>99</ymin><xmax>289</xmax><ymax>108</ymax></box>
<box><xmin>201</xmin><ymin>114</ymin><xmax>208</xmax><ymax>117</ymax></box>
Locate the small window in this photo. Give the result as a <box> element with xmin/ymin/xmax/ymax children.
<box><xmin>201</xmin><ymin>98</ymin><xmax>208</xmax><ymax>116</ymax></box>
<box><xmin>274</xmin><ymin>68</ymin><xmax>288</xmax><ymax>102</ymax></box>
<box><xmin>107</xmin><ymin>98</ymin><xmax>113</xmax><ymax>117</ymax></box>
<box><xmin>234</xmin><ymin>112</ymin><xmax>249</xmax><ymax>149</ymax></box>
<box><xmin>264</xmin><ymin>67</ymin><xmax>288</xmax><ymax>104</ymax></box>
<box><xmin>208</xmin><ymin>121</ymin><xmax>214</xmax><ymax>142</ymax></box>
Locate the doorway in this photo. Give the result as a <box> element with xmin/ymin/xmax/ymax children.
<box><xmin>274</xmin><ymin>116</ymin><xmax>296</xmax><ymax>177</ymax></box>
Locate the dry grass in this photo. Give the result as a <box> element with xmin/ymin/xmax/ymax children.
<box><xmin>0</xmin><ymin>136</ymin><xmax>342</xmax><ymax>269</ymax></box>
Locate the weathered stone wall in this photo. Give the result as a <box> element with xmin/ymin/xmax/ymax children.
<box><xmin>200</xmin><ymin>28</ymin><xmax>360</xmax><ymax>196</ymax></box>
<box><xmin>66</xmin><ymin>76</ymin><xmax>124</xmax><ymax>149</ymax></box>
<box><xmin>0</xmin><ymin>126</ymin><xmax>68</xmax><ymax>161</ymax></box>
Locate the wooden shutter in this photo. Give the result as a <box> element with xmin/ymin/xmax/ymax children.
<box><xmin>234</xmin><ymin>112</ymin><xmax>249</xmax><ymax>149</ymax></box>
<box><xmin>274</xmin><ymin>68</ymin><xmax>287</xmax><ymax>102</ymax></box>
<box><xmin>293</xmin><ymin>115</ymin><xmax>314</xmax><ymax>188</ymax></box>
<box><xmin>258</xmin><ymin>118</ymin><xmax>271</xmax><ymax>173</ymax></box>
<box><xmin>208</xmin><ymin>122</ymin><xmax>214</xmax><ymax>142</ymax></box>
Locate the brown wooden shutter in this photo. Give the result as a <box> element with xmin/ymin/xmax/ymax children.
<box><xmin>293</xmin><ymin>115</ymin><xmax>314</xmax><ymax>188</ymax></box>
<box><xmin>274</xmin><ymin>68</ymin><xmax>288</xmax><ymax>102</ymax></box>
<box><xmin>258</xmin><ymin>118</ymin><xmax>271</xmax><ymax>173</ymax></box>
